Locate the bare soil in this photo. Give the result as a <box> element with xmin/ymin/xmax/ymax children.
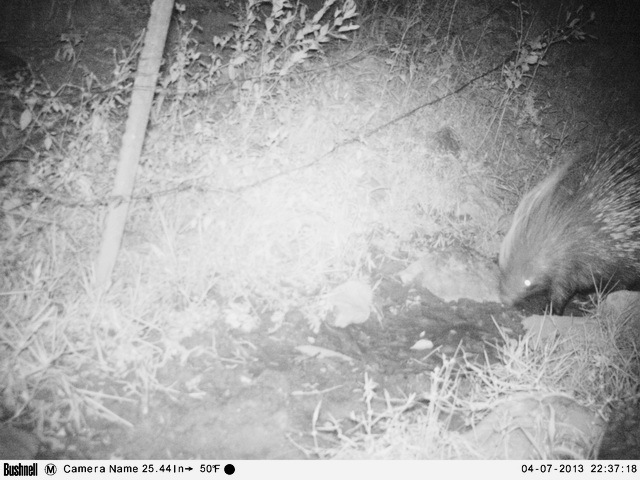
<box><xmin>1</xmin><ymin>0</ymin><xmax>639</xmax><ymax>460</ymax></box>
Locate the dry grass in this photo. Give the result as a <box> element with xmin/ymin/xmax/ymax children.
<box><xmin>325</xmin><ymin>307</ymin><xmax>639</xmax><ymax>459</ymax></box>
<box><xmin>0</xmin><ymin>0</ymin><xmax>631</xmax><ymax>459</ymax></box>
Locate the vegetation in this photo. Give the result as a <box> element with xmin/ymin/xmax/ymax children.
<box><xmin>0</xmin><ymin>0</ymin><xmax>637</xmax><ymax>459</ymax></box>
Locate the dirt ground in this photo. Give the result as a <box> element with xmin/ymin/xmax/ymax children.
<box><xmin>1</xmin><ymin>0</ymin><xmax>640</xmax><ymax>460</ymax></box>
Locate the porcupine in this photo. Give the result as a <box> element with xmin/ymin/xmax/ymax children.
<box><xmin>498</xmin><ymin>136</ymin><xmax>640</xmax><ymax>315</ymax></box>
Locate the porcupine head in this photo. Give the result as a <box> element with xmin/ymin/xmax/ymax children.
<box><xmin>498</xmin><ymin>164</ymin><xmax>578</xmax><ymax>313</ymax></box>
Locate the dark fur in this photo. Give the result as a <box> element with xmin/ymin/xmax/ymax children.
<box><xmin>499</xmin><ymin>137</ymin><xmax>640</xmax><ymax>314</ymax></box>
